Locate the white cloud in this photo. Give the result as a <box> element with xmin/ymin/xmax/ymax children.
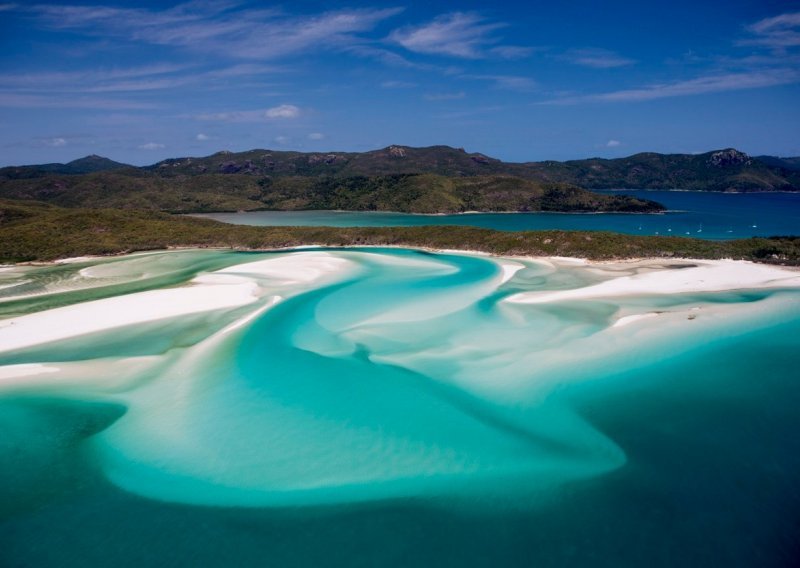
<box><xmin>196</xmin><ymin>133</ymin><xmax>210</xmax><ymax>141</ymax></box>
<box><xmin>274</xmin><ymin>136</ymin><xmax>290</xmax><ymax>145</ymax></box>
<box><xmin>561</xmin><ymin>48</ymin><xmax>635</xmax><ymax>68</ymax></box>
<box><xmin>265</xmin><ymin>104</ymin><xmax>300</xmax><ymax>119</ymax></box>
<box><xmin>308</xmin><ymin>132</ymin><xmax>325</xmax><ymax>140</ymax></box>
<box><xmin>390</xmin><ymin>12</ymin><xmax>506</xmax><ymax>58</ymax></box>
<box><xmin>139</xmin><ymin>142</ymin><xmax>165</xmax><ymax>150</ymax></box>
<box><xmin>543</xmin><ymin>69</ymin><xmax>800</xmax><ymax>104</ymax></box>
<box><xmin>606</xmin><ymin>140</ymin><xmax>621</xmax><ymax>147</ymax></box>
<box><xmin>44</xmin><ymin>137</ymin><xmax>67</xmax><ymax>147</ymax></box>
<box><xmin>745</xmin><ymin>12</ymin><xmax>800</xmax><ymax>49</ymax></box>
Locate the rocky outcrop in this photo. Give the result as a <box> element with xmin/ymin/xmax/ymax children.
<box><xmin>387</xmin><ymin>145</ymin><xmax>407</xmax><ymax>158</ymax></box>
<box><xmin>218</xmin><ymin>160</ymin><xmax>256</xmax><ymax>174</ymax></box>
<box><xmin>709</xmin><ymin>149</ymin><xmax>751</xmax><ymax>167</ymax></box>
<box><xmin>308</xmin><ymin>154</ymin><xmax>344</xmax><ymax>165</ymax></box>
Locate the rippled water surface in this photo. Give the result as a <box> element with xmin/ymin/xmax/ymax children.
<box><xmin>1</xmin><ymin>248</ymin><xmax>799</xmax><ymax>567</ymax></box>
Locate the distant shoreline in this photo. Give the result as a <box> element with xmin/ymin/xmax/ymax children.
<box><xmin>2</xmin><ymin>199</ymin><xmax>797</xmax><ymax>266</ymax></box>
<box><xmin>11</xmin><ymin>243</ymin><xmax>800</xmax><ymax>270</ymax></box>
<box><xmin>596</xmin><ymin>188</ymin><xmax>800</xmax><ymax>194</ymax></box>
<box><xmin>190</xmin><ymin>208</ymin><xmax>666</xmax><ymax>217</ymax></box>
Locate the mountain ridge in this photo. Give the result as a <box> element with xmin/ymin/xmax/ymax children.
<box><xmin>2</xmin><ymin>145</ymin><xmax>797</xmax><ymax>192</ymax></box>
<box><xmin>0</xmin><ymin>154</ymin><xmax>133</xmax><ymax>179</ymax></box>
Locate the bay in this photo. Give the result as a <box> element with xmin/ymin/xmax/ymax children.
<box><xmin>196</xmin><ymin>190</ymin><xmax>800</xmax><ymax>240</ymax></box>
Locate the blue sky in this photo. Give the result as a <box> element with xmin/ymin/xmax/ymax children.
<box><xmin>1</xmin><ymin>0</ymin><xmax>799</xmax><ymax>165</ymax></box>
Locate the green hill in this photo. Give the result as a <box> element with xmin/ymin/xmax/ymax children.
<box><xmin>2</xmin><ymin>145</ymin><xmax>796</xmax><ymax>216</ymax></box>
<box><xmin>145</xmin><ymin>146</ymin><xmax>508</xmax><ymax>178</ymax></box>
<box><xmin>526</xmin><ymin>149</ymin><xmax>800</xmax><ymax>192</ymax></box>
<box><xmin>755</xmin><ymin>155</ymin><xmax>800</xmax><ymax>172</ymax></box>
<box><xmin>0</xmin><ymin>154</ymin><xmax>132</xmax><ymax>180</ymax></box>
<box><xmin>0</xmin><ymin>172</ymin><xmax>664</xmax><ymax>214</ymax></box>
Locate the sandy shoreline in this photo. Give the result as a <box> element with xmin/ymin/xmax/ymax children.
<box><xmin>0</xmin><ymin>251</ymin><xmax>358</xmax><ymax>353</ymax></box>
<box><xmin>505</xmin><ymin>258</ymin><xmax>800</xmax><ymax>304</ymax></box>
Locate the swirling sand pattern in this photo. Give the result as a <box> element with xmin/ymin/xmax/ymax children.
<box><xmin>1</xmin><ymin>248</ymin><xmax>799</xmax><ymax>509</ymax></box>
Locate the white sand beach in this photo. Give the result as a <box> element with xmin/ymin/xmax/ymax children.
<box><xmin>506</xmin><ymin>259</ymin><xmax>800</xmax><ymax>304</ymax></box>
<box><xmin>2</xmin><ymin>250</ymin><xmax>799</xmax><ymax>357</ymax></box>
<box><xmin>0</xmin><ymin>251</ymin><xmax>357</xmax><ymax>353</ymax></box>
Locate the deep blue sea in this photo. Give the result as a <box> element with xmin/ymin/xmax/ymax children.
<box><xmin>196</xmin><ymin>190</ymin><xmax>800</xmax><ymax>239</ymax></box>
<box><xmin>1</xmin><ymin>248</ymin><xmax>799</xmax><ymax>567</ymax></box>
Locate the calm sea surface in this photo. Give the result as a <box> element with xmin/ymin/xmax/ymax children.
<box><xmin>196</xmin><ymin>190</ymin><xmax>800</xmax><ymax>239</ymax></box>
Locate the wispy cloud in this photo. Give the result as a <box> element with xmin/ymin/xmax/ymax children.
<box><xmin>0</xmin><ymin>93</ymin><xmax>159</xmax><ymax>109</ymax></box>
<box><xmin>346</xmin><ymin>45</ymin><xmax>430</xmax><ymax>69</ymax></box>
<box><xmin>380</xmin><ymin>80</ymin><xmax>417</xmax><ymax>89</ymax></box>
<box><xmin>194</xmin><ymin>104</ymin><xmax>303</xmax><ymax>122</ymax></box>
<box><xmin>389</xmin><ymin>12</ymin><xmax>506</xmax><ymax>58</ymax></box>
<box><xmin>543</xmin><ymin>68</ymin><xmax>800</xmax><ymax>104</ymax></box>
<box><xmin>31</xmin><ymin>3</ymin><xmax>404</xmax><ymax>60</ymax></box>
<box><xmin>424</xmin><ymin>91</ymin><xmax>466</xmax><ymax>101</ymax></box>
<box><xmin>44</xmin><ymin>137</ymin><xmax>67</xmax><ymax>147</ymax></box>
<box><xmin>433</xmin><ymin>105</ymin><xmax>504</xmax><ymax>121</ymax></box>
<box><xmin>139</xmin><ymin>142</ymin><xmax>165</xmax><ymax>150</ymax></box>
<box><xmin>606</xmin><ymin>139</ymin><xmax>621</xmax><ymax>147</ymax></box>
<box><xmin>194</xmin><ymin>110</ymin><xmax>264</xmax><ymax>122</ymax></box>
<box><xmin>488</xmin><ymin>45</ymin><xmax>537</xmax><ymax>59</ymax></box>
<box><xmin>465</xmin><ymin>74</ymin><xmax>537</xmax><ymax>91</ymax></box>
<box><xmin>0</xmin><ymin>64</ymin><xmax>188</xmax><ymax>90</ymax></box>
<box><xmin>560</xmin><ymin>48</ymin><xmax>636</xmax><ymax>68</ymax></box>
<box><xmin>745</xmin><ymin>11</ymin><xmax>800</xmax><ymax>49</ymax></box>
<box><xmin>0</xmin><ymin>61</ymin><xmax>289</xmax><ymax>110</ymax></box>
<box><xmin>207</xmin><ymin>63</ymin><xmax>286</xmax><ymax>78</ymax></box>
<box><xmin>308</xmin><ymin>132</ymin><xmax>325</xmax><ymax>140</ymax></box>
<box><xmin>196</xmin><ymin>133</ymin><xmax>210</xmax><ymax>141</ymax></box>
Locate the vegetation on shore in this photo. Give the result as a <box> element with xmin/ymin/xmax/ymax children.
<box><xmin>0</xmin><ymin>171</ymin><xmax>664</xmax><ymax>215</ymax></box>
<box><xmin>2</xmin><ymin>199</ymin><xmax>798</xmax><ymax>265</ymax></box>
<box><xmin>3</xmin><ymin>145</ymin><xmax>798</xmax><ymax>219</ymax></box>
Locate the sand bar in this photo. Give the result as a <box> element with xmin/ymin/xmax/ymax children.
<box><xmin>506</xmin><ymin>260</ymin><xmax>800</xmax><ymax>304</ymax></box>
<box><xmin>0</xmin><ymin>251</ymin><xmax>360</xmax><ymax>353</ymax></box>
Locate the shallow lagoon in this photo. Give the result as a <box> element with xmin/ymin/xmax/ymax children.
<box><xmin>1</xmin><ymin>248</ymin><xmax>800</xmax><ymax>567</ymax></box>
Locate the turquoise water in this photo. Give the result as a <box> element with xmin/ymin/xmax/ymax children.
<box><xmin>196</xmin><ymin>190</ymin><xmax>800</xmax><ymax>239</ymax></box>
<box><xmin>1</xmin><ymin>249</ymin><xmax>800</xmax><ymax>566</ymax></box>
